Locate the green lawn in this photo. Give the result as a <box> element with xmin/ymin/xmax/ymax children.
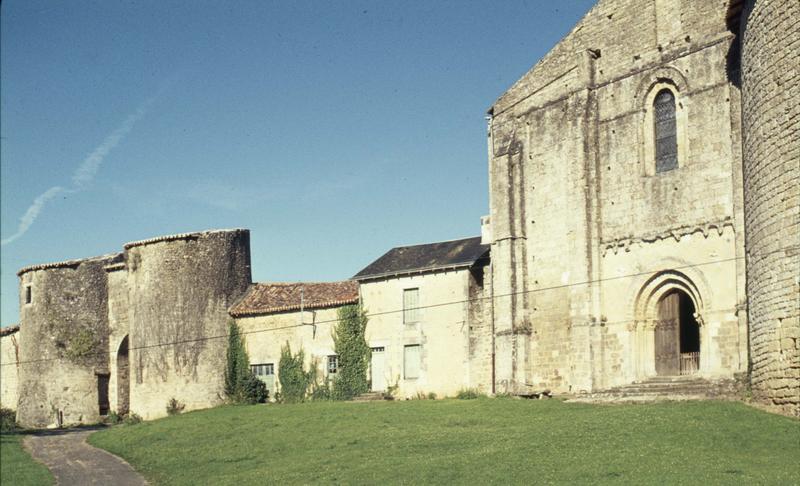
<box><xmin>0</xmin><ymin>434</ymin><xmax>54</xmax><ymax>486</ymax></box>
<box><xmin>89</xmin><ymin>399</ymin><xmax>799</xmax><ymax>485</ymax></box>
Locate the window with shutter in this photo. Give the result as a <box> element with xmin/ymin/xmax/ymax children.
<box><xmin>403</xmin><ymin>288</ymin><xmax>420</xmax><ymax>324</ymax></box>
<box><xmin>404</xmin><ymin>344</ymin><xmax>421</xmax><ymax>379</ymax></box>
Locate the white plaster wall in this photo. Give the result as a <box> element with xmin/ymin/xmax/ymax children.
<box><xmin>236</xmin><ymin>307</ymin><xmax>340</xmax><ymax>400</ymax></box>
<box><xmin>359</xmin><ymin>270</ymin><xmax>472</xmax><ymax>399</ymax></box>
<box><xmin>0</xmin><ymin>333</ymin><xmax>20</xmax><ymax>410</ymax></box>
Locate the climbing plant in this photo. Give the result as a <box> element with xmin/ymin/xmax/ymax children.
<box><xmin>332</xmin><ymin>304</ymin><xmax>371</xmax><ymax>400</ymax></box>
<box><xmin>63</xmin><ymin>327</ymin><xmax>99</xmax><ymax>361</ymax></box>
<box><xmin>225</xmin><ymin>321</ymin><xmax>267</xmax><ymax>404</ymax></box>
<box><xmin>278</xmin><ymin>343</ymin><xmax>312</xmax><ymax>403</ymax></box>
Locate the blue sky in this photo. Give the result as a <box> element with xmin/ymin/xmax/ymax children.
<box><xmin>1</xmin><ymin>0</ymin><xmax>594</xmax><ymax>326</ymax></box>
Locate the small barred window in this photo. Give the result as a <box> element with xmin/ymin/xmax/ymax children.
<box><xmin>654</xmin><ymin>89</ymin><xmax>678</xmax><ymax>173</ymax></box>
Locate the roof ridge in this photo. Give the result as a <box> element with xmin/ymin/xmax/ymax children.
<box><xmin>388</xmin><ymin>235</ymin><xmax>482</xmax><ymax>251</ymax></box>
<box><xmin>252</xmin><ymin>280</ymin><xmax>355</xmax><ymax>286</ymax></box>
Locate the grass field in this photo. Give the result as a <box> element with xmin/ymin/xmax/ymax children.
<box><xmin>88</xmin><ymin>399</ymin><xmax>799</xmax><ymax>485</ymax></box>
<box><xmin>0</xmin><ymin>434</ymin><xmax>54</xmax><ymax>486</ymax></box>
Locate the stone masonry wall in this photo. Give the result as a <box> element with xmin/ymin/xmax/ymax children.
<box><xmin>126</xmin><ymin>229</ymin><xmax>252</xmax><ymax>420</ymax></box>
<box><xmin>740</xmin><ymin>0</ymin><xmax>800</xmax><ymax>416</ymax></box>
<box><xmin>488</xmin><ymin>0</ymin><xmax>745</xmax><ymax>393</ymax></box>
<box><xmin>467</xmin><ymin>264</ymin><xmax>493</xmax><ymax>393</ymax></box>
<box><xmin>106</xmin><ymin>265</ymin><xmax>131</xmax><ymax>415</ymax></box>
<box><xmin>16</xmin><ymin>254</ymin><xmax>120</xmax><ymax>428</ymax></box>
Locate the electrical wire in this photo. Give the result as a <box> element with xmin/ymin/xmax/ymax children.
<box><xmin>1</xmin><ymin>245</ymin><xmax>797</xmax><ymax>368</ymax></box>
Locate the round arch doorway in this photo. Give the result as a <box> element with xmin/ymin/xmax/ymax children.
<box><xmin>654</xmin><ymin>289</ymin><xmax>700</xmax><ymax>376</ymax></box>
<box><xmin>117</xmin><ymin>336</ymin><xmax>130</xmax><ymax>415</ymax></box>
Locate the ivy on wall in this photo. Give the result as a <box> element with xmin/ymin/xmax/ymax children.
<box><xmin>332</xmin><ymin>304</ymin><xmax>370</xmax><ymax>400</ymax></box>
<box><xmin>53</xmin><ymin>326</ymin><xmax>99</xmax><ymax>362</ymax></box>
<box><xmin>278</xmin><ymin>343</ymin><xmax>312</xmax><ymax>403</ymax></box>
<box><xmin>225</xmin><ymin>321</ymin><xmax>267</xmax><ymax>404</ymax></box>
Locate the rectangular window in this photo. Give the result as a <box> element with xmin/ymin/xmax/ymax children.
<box><xmin>327</xmin><ymin>355</ymin><xmax>338</xmax><ymax>374</ymax></box>
<box><xmin>404</xmin><ymin>345</ymin><xmax>421</xmax><ymax>379</ymax></box>
<box><xmin>251</xmin><ymin>363</ymin><xmax>275</xmax><ymax>396</ymax></box>
<box><xmin>251</xmin><ymin>363</ymin><xmax>274</xmax><ymax>377</ymax></box>
<box><xmin>403</xmin><ymin>288</ymin><xmax>420</xmax><ymax>324</ymax></box>
<box><xmin>25</xmin><ymin>285</ymin><xmax>32</xmax><ymax>305</ymax></box>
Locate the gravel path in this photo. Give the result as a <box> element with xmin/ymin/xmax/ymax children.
<box><xmin>24</xmin><ymin>427</ymin><xmax>147</xmax><ymax>486</ymax></box>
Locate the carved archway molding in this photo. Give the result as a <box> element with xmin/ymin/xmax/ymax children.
<box><xmin>630</xmin><ymin>266</ymin><xmax>712</xmax><ymax>330</ymax></box>
<box><xmin>628</xmin><ymin>269</ymin><xmax>709</xmax><ymax>379</ymax></box>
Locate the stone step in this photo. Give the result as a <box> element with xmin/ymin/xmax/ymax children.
<box><xmin>352</xmin><ymin>392</ymin><xmax>389</xmax><ymax>402</ymax></box>
<box><xmin>565</xmin><ymin>377</ymin><xmax>743</xmax><ymax>404</ymax></box>
<box><xmin>632</xmin><ymin>375</ymin><xmax>705</xmax><ymax>382</ymax></box>
<box><xmin>568</xmin><ymin>393</ymin><xmax>713</xmax><ymax>404</ymax></box>
<box><xmin>607</xmin><ymin>383</ymin><xmax>711</xmax><ymax>393</ymax></box>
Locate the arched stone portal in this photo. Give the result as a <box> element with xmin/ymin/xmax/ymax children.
<box><xmin>633</xmin><ymin>270</ymin><xmax>706</xmax><ymax>379</ymax></box>
<box><xmin>655</xmin><ymin>290</ymin><xmax>701</xmax><ymax>376</ymax></box>
<box><xmin>117</xmin><ymin>336</ymin><xmax>130</xmax><ymax>415</ymax></box>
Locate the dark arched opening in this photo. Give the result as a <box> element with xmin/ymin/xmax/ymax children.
<box><xmin>655</xmin><ymin>290</ymin><xmax>700</xmax><ymax>375</ymax></box>
<box><xmin>117</xmin><ymin>336</ymin><xmax>130</xmax><ymax>415</ymax></box>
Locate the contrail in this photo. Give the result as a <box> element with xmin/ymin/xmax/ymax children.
<box><xmin>2</xmin><ymin>95</ymin><xmax>157</xmax><ymax>246</ymax></box>
<box><xmin>71</xmin><ymin>101</ymin><xmax>152</xmax><ymax>189</ymax></box>
<box><xmin>1</xmin><ymin>187</ymin><xmax>66</xmax><ymax>246</ymax></box>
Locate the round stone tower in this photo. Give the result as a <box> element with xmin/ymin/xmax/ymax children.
<box><xmin>16</xmin><ymin>253</ymin><xmax>121</xmax><ymax>428</ymax></box>
<box><xmin>124</xmin><ymin>229</ymin><xmax>251</xmax><ymax>419</ymax></box>
<box><xmin>739</xmin><ymin>0</ymin><xmax>800</xmax><ymax>415</ymax></box>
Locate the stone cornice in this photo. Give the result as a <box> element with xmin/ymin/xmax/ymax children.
<box><xmin>601</xmin><ymin>218</ymin><xmax>734</xmax><ymax>256</ymax></box>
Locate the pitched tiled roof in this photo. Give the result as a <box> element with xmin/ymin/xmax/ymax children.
<box><xmin>229</xmin><ymin>281</ymin><xmax>359</xmax><ymax>317</ymax></box>
<box><xmin>353</xmin><ymin>236</ymin><xmax>490</xmax><ymax>281</ymax></box>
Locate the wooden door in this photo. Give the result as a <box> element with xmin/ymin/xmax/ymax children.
<box><xmin>371</xmin><ymin>347</ymin><xmax>386</xmax><ymax>392</ymax></box>
<box><xmin>97</xmin><ymin>374</ymin><xmax>110</xmax><ymax>416</ymax></box>
<box><xmin>655</xmin><ymin>292</ymin><xmax>680</xmax><ymax>375</ymax></box>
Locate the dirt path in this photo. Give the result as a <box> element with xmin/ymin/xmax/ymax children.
<box><xmin>24</xmin><ymin>427</ymin><xmax>147</xmax><ymax>486</ymax></box>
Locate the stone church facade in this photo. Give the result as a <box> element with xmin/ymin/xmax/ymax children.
<box><xmin>485</xmin><ymin>0</ymin><xmax>749</xmax><ymax>395</ymax></box>
<box><xmin>483</xmin><ymin>0</ymin><xmax>796</xmax><ymax>412</ymax></box>
<box><xmin>1</xmin><ymin>0</ymin><xmax>797</xmax><ymax>422</ymax></box>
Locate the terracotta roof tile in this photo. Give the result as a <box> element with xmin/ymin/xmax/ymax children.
<box><xmin>229</xmin><ymin>281</ymin><xmax>359</xmax><ymax>317</ymax></box>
